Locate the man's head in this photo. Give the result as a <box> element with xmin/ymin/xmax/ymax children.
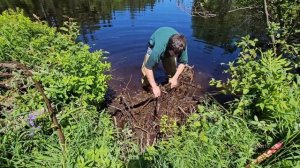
<box><xmin>167</xmin><ymin>34</ymin><xmax>186</xmax><ymax>57</ymax></box>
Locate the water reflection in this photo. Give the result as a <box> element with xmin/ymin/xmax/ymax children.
<box><xmin>192</xmin><ymin>0</ymin><xmax>231</xmax><ymax>17</ymax></box>
<box><xmin>0</xmin><ymin>0</ymin><xmax>265</xmax><ymax>92</ymax></box>
<box><xmin>0</xmin><ymin>0</ymin><xmax>264</xmax><ymax>46</ymax></box>
<box><xmin>0</xmin><ymin>0</ymin><xmax>155</xmax><ymax>32</ymax></box>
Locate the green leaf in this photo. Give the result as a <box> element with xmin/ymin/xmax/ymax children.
<box><xmin>200</xmin><ymin>132</ymin><xmax>208</xmax><ymax>143</ymax></box>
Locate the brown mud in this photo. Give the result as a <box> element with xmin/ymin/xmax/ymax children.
<box><xmin>108</xmin><ymin>66</ymin><xmax>204</xmax><ymax>150</ymax></box>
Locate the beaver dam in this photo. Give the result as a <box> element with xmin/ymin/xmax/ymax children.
<box><xmin>108</xmin><ymin>66</ymin><xmax>204</xmax><ymax>150</ymax></box>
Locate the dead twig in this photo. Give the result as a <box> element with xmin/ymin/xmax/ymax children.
<box><xmin>181</xmin><ymin>81</ymin><xmax>202</xmax><ymax>90</ymax></box>
<box><xmin>121</xmin><ymin>96</ymin><xmax>131</xmax><ymax>110</ymax></box>
<box><xmin>0</xmin><ymin>82</ymin><xmax>11</xmax><ymax>89</ymax></box>
<box><xmin>207</xmin><ymin>94</ymin><xmax>228</xmax><ymax>113</ymax></box>
<box><xmin>0</xmin><ymin>63</ymin><xmax>18</xmax><ymax>69</ymax></box>
<box><xmin>178</xmin><ymin>106</ymin><xmax>188</xmax><ymax>116</ymax></box>
<box><xmin>131</xmin><ymin>96</ymin><xmax>154</xmax><ymax>108</ymax></box>
<box><xmin>146</xmin><ymin>132</ymin><xmax>150</xmax><ymax>146</ymax></box>
<box><xmin>120</xmin><ymin>96</ymin><xmax>137</xmax><ymax>122</ymax></box>
<box><xmin>155</xmin><ymin>97</ymin><xmax>160</xmax><ymax>116</ymax></box>
<box><xmin>126</xmin><ymin>91</ymin><xmax>134</xmax><ymax>107</ymax></box>
<box><xmin>140</xmin><ymin>98</ymin><xmax>153</xmax><ymax>111</ymax></box>
<box><xmin>0</xmin><ymin>73</ymin><xmax>14</xmax><ymax>78</ymax></box>
<box><xmin>113</xmin><ymin>116</ymin><xmax>117</xmax><ymax>127</ymax></box>
<box><xmin>109</xmin><ymin>105</ymin><xmax>123</xmax><ymax>111</ymax></box>
<box><xmin>161</xmin><ymin>90</ymin><xmax>168</xmax><ymax>94</ymax></box>
<box><xmin>134</xmin><ymin>125</ymin><xmax>148</xmax><ymax>133</ymax></box>
<box><xmin>228</xmin><ymin>6</ymin><xmax>259</xmax><ymax>13</ymax></box>
<box><xmin>125</xmin><ymin>75</ymin><xmax>132</xmax><ymax>91</ymax></box>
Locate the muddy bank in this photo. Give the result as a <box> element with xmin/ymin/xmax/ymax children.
<box><xmin>107</xmin><ymin>66</ymin><xmax>204</xmax><ymax>150</ymax></box>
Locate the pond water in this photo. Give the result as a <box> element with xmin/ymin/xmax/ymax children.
<box><xmin>0</xmin><ymin>0</ymin><xmax>265</xmax><ymax>93</ymax></box>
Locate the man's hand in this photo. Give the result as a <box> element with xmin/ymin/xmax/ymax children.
<box><xmin>144</xmin><ymin>68</ymin><xmax>161</xmax><ymax>97</ymax></box>
<box><xmin>152</xmin><ymin>85</ymin><xmax>161</xmax><ymax>97</ymax></box>
<box><xmin>168</xmin><ymin>63</ymin><xmax>186</xmax><ymax>88</ymax></box>
<box><xmin>169</xmin><ymin>77</ymin><xmax>178</xmax><ymax>88</ymax></box>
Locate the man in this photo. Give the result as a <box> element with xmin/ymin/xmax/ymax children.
<box><xmin>141</xmin><ymin>27</ymin><xmax>188</xmax><ymax>97</ymax></box>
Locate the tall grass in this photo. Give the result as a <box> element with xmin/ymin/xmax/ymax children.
<box><xmin>140</xmin><ymin>101</ymin><xmax>260</xmax><ymax>168</ymax></box>
<box><xmin>1</xmin><ymin>103</ymin><xmax>124</xmax><ymax>167</ymax></box>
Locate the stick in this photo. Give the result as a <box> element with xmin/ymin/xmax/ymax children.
<box><xmin>113</xmin><ymin>116</ymin><xmax>117</xmax><ymax>127</ymax></box>
<box><xmin>131</xmin><ymin>96</ymin><xmax>154</xmax><ymax>108</ymax></box>
<box><xmin>121</xmin><ymin>96</ymin><xmax>131</xmax><ymax>110</ymax></box>
<box><xmin>0</xmin><ymin>73</ymin><xmax>14</xmax><ymax>78</ymax></box>
<box><xmin>228</xmin><ymin>6</ymin><xmax>259</xmax><ymax>13</ymax></box>
<box><xmin>134</xmin><ymin>125</ymin><xmax>148</xmax><ymax>133</ymax></box>
<box><xmin>146</xmin><ymin>132</ymin><xmax>150</xmax><ymax>146</ymax></box>
<box><xmin>126</xmin><ymin>91</ymin><xmax>134</xmax><ymax>107</ymax></box>
<box><xmin>181</xmin><ymin>81</ymin><xmax>202</xmax><ymax>89</ymax></box>
<box><xmin>0</xmin><ymin>82</ymin><xmax>11</xmax><ymax>89</ymax></box>
<box><xmin>140</xmin><ymin>98</ymin><xmax>153</xmax><ymax>110</ymax></box>
<box><xmin>178</xmin><ymin>106</ymin><xmax>188</xmax><ymax>116</ymax></box>
<box><xmin>121</xmin><ymin>96</ymin><xmax>137</xmax><ymax>122</ymax></box>
<box><xmin>0</xmin><ymin>63</ymin><xmax>18</xmax><ymax>69</ymax></box>
<box><xmin>125</xmin><ymin>75</ymin><xmax>132</xmax><ymax>90</ymax></box>
<box><xmin>109</xmin><ymin>105</ymin><xmax>123</xmax><ymax>111</ymax></box>
<box><xmin>140</xmin><ymin>132</ymin><xmax>144</xmax><ymax>152</ymax></box>
<box><xmin>155</xmin><ymin>97</ymin><xmax>160</xmax><ymax>116</ymax></box>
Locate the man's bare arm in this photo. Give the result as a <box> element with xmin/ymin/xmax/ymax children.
<box><xmin>145</xmin><ymin>68</ymin><xmax>161</xmax><ymax>97</ymax></box>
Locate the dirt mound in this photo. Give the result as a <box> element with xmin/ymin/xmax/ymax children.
<box><xmin>108</xmin><ymin>66</ymin><xmax>203</xmax><ymax>150</ymax></box>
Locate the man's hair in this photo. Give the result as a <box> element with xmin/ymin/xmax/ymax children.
<box><xmin>167</xmin><ymin>34</ymin><xmax>186</xmax><ymax>55</ymax></box>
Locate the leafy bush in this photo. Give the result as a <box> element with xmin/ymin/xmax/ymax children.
<box><xmin>143</xmin><ymin>102</ymin><xmax>259</xmax><ymax>168</ymax></box>
<box><xmin>210</xmin><ymin>36</ymin><xmax>300</xmax><ymax>134</ymax></box>
<box><xmin>0</xmin><ymin>9</ymin><xmax>111</xmax><ymax>105</ymax></box>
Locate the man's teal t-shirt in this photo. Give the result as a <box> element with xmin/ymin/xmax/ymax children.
<box><xmin>145</xmin><ymin>27</ymin><xmax>188</xmax><ymax>69</ymax></box>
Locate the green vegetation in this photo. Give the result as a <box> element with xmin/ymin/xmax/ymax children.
<box><xmin>209</xmin><ymin>0</ymin><xmax>300</xmax><ymax>166</ymax></box>
<box><xmin>210</xmin><ymin>37</ymin><xmax>300</xmax><ymax>167</ymax></box>
<box><xmin>1</xmin><ymin>0</ymin><xmax>300</xmax><ymax>166</ymax></box>
<box><xmin>143</xmin><ymin>102</ymin><xmax>259</xmax><ymax>167</ymax></box>
<box><xmin>210</xmin><ymin>36</ymin><xmax>300</xmax><ymax>133</ymax></box>
<box><xmin>0</xmin><ymin>10</ymin><xmax>123</xmax><ymax>167</ymax></box>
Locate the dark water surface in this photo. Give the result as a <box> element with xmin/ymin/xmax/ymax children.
<box><xmin>0</xmin><ymin>0</ymin><xmax>265</xmax><ymax>93</ymax></box>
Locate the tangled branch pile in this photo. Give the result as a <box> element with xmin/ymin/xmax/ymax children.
<box><xmin>108</xmin><ymin>66</ymin><xmax>203</xmax><ymax>150</ymax></box>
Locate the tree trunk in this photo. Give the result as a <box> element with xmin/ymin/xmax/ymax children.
<box><xmin>263</xmin><ymin>0</ymin><xmax>276</xmax><ymax>53</ymax></box>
